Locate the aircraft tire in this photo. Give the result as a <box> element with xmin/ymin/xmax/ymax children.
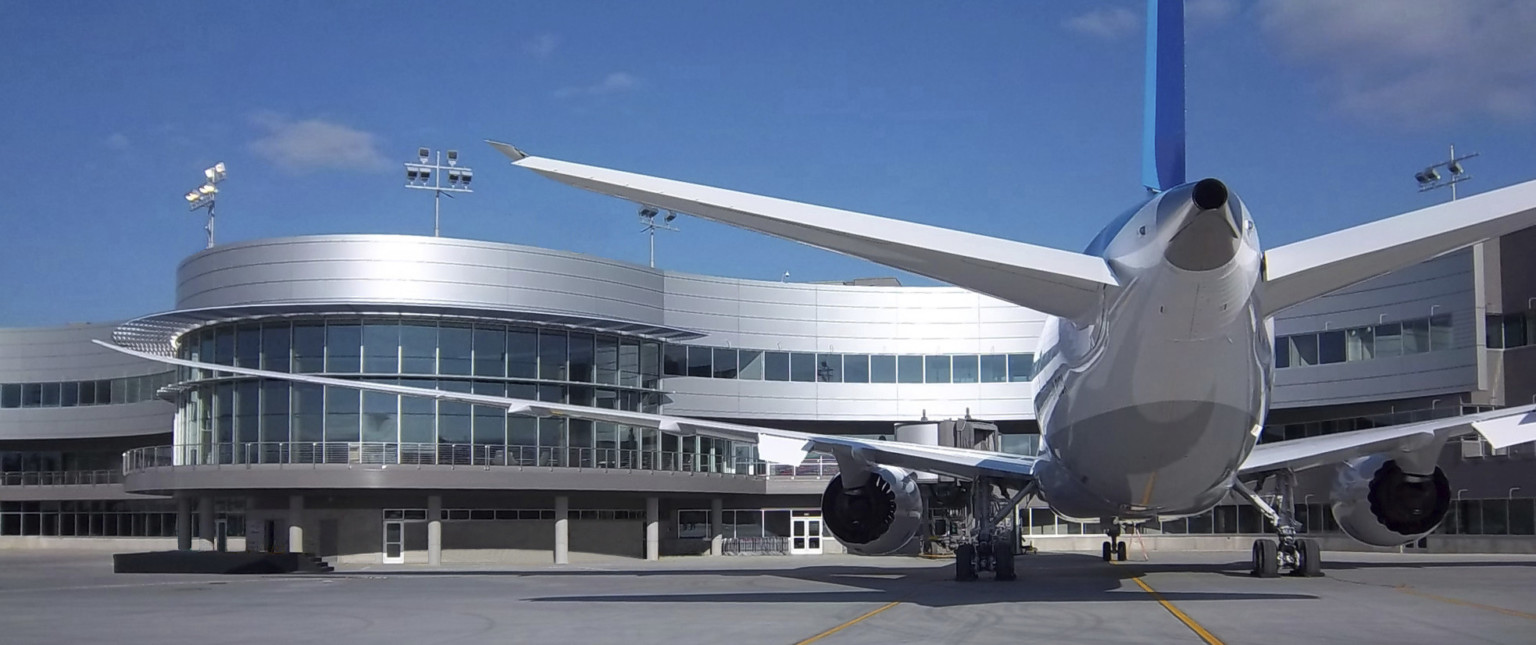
<box><xmin>955</xmin><ymin>544</ymin><xmax>978</xmax><ymax>582</ymax></box>
<box><xmin>1252</xmin><ymin>539</ymin><xmax>1279</xmax><ymax>578</ymax></box>
<box><xmin>1115</xmin><ymin>541</ymin><xmax>1128</xmax><ymax>561</ymax></box>
<box><xmin>995</xmin><ymin>545</ymin><xmax>1017</xmax><ymax>581</ymax></box>
<box><xmin>1295</xmin><ymin>539</ymin><xmax>1323</xmax><ymax>577</ymax></box>
<box><xmin>1101</xmin><ymin>541</ymin><xmax>1113</xmax><ymax>562</ymax></box>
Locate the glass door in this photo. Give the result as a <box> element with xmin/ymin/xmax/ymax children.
<box><xmin>382</xmin><ymin>520</ymin><xmax>404</xmax><ymax>564</ymax></box>
<box><xmin>790</xmin><ymin>516</ymin><xmax>823</xmax><ymax>555</ymax></box>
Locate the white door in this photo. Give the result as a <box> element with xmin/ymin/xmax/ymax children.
<box><xmin>382</xmin><ymin>520</ymin><xmax>405</xmax><ymax>564</ymax></box>
<box><xmin>790</xmin><ymin>517</ymin><xmax>823</xmax><ymax>555</ymax></box>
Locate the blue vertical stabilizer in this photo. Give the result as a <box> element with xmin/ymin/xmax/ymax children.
<box><xmin>1142</xmin><ymin>0</ymin><xmax>1185</xmax><ymax>193</ymax></box>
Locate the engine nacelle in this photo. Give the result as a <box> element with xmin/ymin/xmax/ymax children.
<box><xmin>820</xmin><ymin>465</ymin><xmax>925</xmax><ymax>555</ymax></box>
<box><xmin>1331</xmin><ymin>455</ymin><xmax>1451</xmax><ymax>547</ymax></box>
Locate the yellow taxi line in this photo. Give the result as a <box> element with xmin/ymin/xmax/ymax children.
<box><xmin>794</xmin><ymin>600</ymin><xmax>902</xmax><ymax>645</ymax></box>
<box><xmin>1131</xmin><ymin>576</ymin><xmax>1225</xmax><ymax>645</ymax></box>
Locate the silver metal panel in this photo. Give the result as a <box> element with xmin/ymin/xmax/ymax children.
<box><xmin>0</xmin><ymin>323</ymin><xmax>166</xmax><ymax>382</ymax></box>
<box><xmin>0</xmin><ymin>401</ymin><xmax>173</xmax><ymax>441</ymax></box>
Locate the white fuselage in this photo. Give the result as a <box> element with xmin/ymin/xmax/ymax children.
<box><xmin>1031</xmin><ymin>181</ymin><xmax>1271</xmax><ymax>522</ymax></box>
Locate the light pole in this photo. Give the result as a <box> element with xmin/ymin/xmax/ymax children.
<box><xmin>1414</xmin><ymin>144</ymin><xmax>1478</xmax><ymax>201</ymax></box>
<box><xmin>183</xmin><ymin>162</ymin><xmax>226</xmax><ymax>249</ymax></box>
<box><xmin>638</xmin><ymin>207</ymin><xmax>678</xmax><ymax>268</ymax></box>
<box><xmin>405</xmin><ymin>148</ymin><xmax>473</xmax><ymax>237</ymax></box>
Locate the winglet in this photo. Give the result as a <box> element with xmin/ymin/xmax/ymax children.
<box><xmin>486</xmin><ymin>139</ymin><xmax>530</xmax><ymax>162</ymax></box>
<box><xmin>1141</xmin><ymin>0</ymin><xmax>1186</xmax><ymax>193</ymax></box>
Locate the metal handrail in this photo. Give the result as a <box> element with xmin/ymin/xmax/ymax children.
<box><xmin>120</xmin><ymin>443</ymin><xmax>839</xmax><ymax>479</ymax></box>
<box><xmin>0</xmin><ymin>469</ymin><xmax>123</xmax><ymax>486</ymax></box>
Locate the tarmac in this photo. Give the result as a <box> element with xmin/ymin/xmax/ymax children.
<box><xmin>0</xmin><ymin>549</ymin><xmax>1533</xmax><ymax>644</ymax></box>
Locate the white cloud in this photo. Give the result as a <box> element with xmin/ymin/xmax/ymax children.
<box><xmin>1259</xmin><ymin>0</ymin><xmax>1536</xmax><ymax>127</ymax></box>
<box><xmin>104</xmin><ymin>133</ymin><xmax>130</xmax><ymax>150</ymax></box>
<box><xmin>1063</xmin><ymin>7</ymin><xmax>1141</xmax><ymax>40</ymax></box>
<box><xmin>248</xmin><ymin>114</ymin><xmax>389</xmax><ymax>171</ymax></box>
<box><xmin>553</xmin><ymin>72</ymin><xmax>642</xmax><ymax>98</ymax></box>
<box><xmin>523</xmin><ymin>34</ymin><xmax>560</xmax><ymax>59</ymax></box>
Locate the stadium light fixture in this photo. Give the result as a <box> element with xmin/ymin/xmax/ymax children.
<box><xmin>405</xmin><ymin>148</ymin><xmax>473</xmax><ymax>236</ymax></box>
<box><xmin>184</xmin><ymin>162</ymin><xmax>227</xmax><ymax>248</ymax></box>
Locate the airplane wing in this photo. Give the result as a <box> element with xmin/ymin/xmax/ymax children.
<box><xmin>486</xmin><ymin>141</ymin><xmax>1118</xmax><ymax>322</ymax></box>
<box><xmin>94</xmin><ymin>341</ymin><xmax>1041</xmax><ymax>483</ymax></box>
<box><xmin>1261</xmin><ymin>179</ymin><xmax>1536</xmax><ymax>316</ymax></box>
<box><xmin>1238</xmin><ymin>403</ymin><xmax>1536</xmax><ymax>475</ymax></box>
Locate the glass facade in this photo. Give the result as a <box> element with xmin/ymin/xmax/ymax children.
<box><xmin>1275</xmin><ymin>313</ymin><xmax>1453</xmax><ymax>369</ymax></box>
<box><xmin>165</xmin><ymin>317</ymin><xmax>750</xmax><ymax>471</ymax></box>
<box><xmin>0</xmin><ymin>372</ymin><xmax>176</xmax><ymax>409</ymax></box>
<box><xmin>659</xmin><ymin>345</ymin><xmax>1036</xmax><ymax>384</ymax></box>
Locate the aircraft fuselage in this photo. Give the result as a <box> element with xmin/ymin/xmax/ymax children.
<box><xmin>1031</xmin><ymin>179</ymin><xmax>1272</xmax><ymax>522</ymax></box>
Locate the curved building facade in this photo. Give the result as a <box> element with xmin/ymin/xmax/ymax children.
<box><xmin>3</xmin><ymin>230</ymin><xmax>1534</xmax><ymax>562</ymax></box>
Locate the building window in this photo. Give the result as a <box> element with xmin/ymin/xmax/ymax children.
<box><xmin>738</xmin><ymin>350</ymin><xmax>765</xmax><ymax>380</ymax></box>
<box><xmin>980</xmin><ymin>354</ymin><xmax>1007</xmax><ymax>383</ymax></box>
<box><xmin>870</xmin><ymin>355</ymin><xmax>896</xmax><ymax>383</ymax></box>
<box><xmin>713</xmin><ymin>348</ymin><xmax>739</xmax><ymax>379</ymax></box>
<box><xmin>815</xmin><ymin>354</ymin><xmax>841</xmax><ymax>382</ymax></box>
<box><xmin>896</xmin><ymin>355</ymin><xmax>924</xmax><ymax>383</ymax></box>
<box><xmin>1007</xmin><ymin>354</ymin><xmax>1034</xmax><ymax>382</ymax></box>
<box><xmin>789</xmin><ymin>353</ymin><xmax>816</xmax><ymax>382</ymax></box>
<box><xmin>687</xmin><ymin>346</ymin><xmax>712</xmax><ymax>378</ymax></box>
<box><xmin>765</xmin><ymin>352</ymin><xmax>790</xmax><ymax>381</ymax></box>
<box><xmin>924</xmin><ymin>355</ymin><xmax>951</xmax><ymax>384</ymax></box>
<box><xmin>841</xmin><ymin>354</ymin><xmax>870</xmax><ymax>383</ymax></box>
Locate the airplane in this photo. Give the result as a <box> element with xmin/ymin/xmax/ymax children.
<box><xmin>102</xmin><ymin>0</ymin><xmax>1536</xmax><ymax>580</ymax></box>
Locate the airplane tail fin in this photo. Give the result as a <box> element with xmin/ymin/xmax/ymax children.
<box><xmin>1142</xmin><ymin>0</ymin><xmax>1186</xmax><ymax>194</ymax></box>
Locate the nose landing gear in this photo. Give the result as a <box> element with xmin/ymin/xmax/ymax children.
<box><xmin>1101</xmin><ymin>524</ymin><xmax>1129</xmax><ymax>562</ymax></box>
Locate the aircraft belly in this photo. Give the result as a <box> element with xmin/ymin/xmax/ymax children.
<box><xmin>1042</xmin><ymin>400</ymin><xmax>1254</xmax><ymax>519</ymax></box>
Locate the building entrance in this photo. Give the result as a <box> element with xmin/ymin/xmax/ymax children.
<box><xmin>790</xmin><ymin>514</ymin><xmax>822</xmax><ymax>555</ymax></box>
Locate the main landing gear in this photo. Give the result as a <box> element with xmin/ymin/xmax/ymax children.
<box><xmin>955</xmin><ymin>478</ymin><xmax>1034</xmax><ymax>583</ymax></box>
<box><xmin>1234</xmin><ymin>471</ymin><xmax>1323</xmax><ymax>578</ymax></box>
<box><xmin>1101</xmin><ymin>524</ymin><xmax>1129</xmax><ymax>562</ymax></box>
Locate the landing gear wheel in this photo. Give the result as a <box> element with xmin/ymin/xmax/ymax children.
<box><xmin>1115</xmin><ymin>541</ymin><xmax>1128</xmax><ymax>562</ymax></box>
<box><xmin>1294</xmin><ymin>538</ymin><xmax>1323</xmax><ymax>577</ymax></box>
<box><xmin>995</xmin><ymin>545</ymin><xmax>1017</xmax><ymax>581</ymax></box>
<box><xmin>1251</xmin><ymin>539</ymin><xmax>1279</xmax><ymax>578</ymax></box>
<box><xmin>955</xmin><ymin>544</ymin><xmax>978</xmax><ymax>582</ymax></box>
<box><xmin>1102</xmin><ymin>541</ymin><xmax>1113</xmax><ymax>562</ymax></box>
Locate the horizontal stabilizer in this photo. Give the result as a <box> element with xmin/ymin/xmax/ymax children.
<box><xmin>489</xmin><ymin>142</ymin><xmax>1119</xmax><ymax>321</ymax></box>
<box><xmin>1263</xmin><ymin>179</ymin><xmax>1536</xmax><ymax>316</ymax></box>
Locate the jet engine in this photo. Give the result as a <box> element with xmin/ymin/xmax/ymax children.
<box><xmin>1330</xmin><ymin>455</ymin><xmax>1451</xmax><ymax>547</ymax></box>
<box><xmin>820</xmin><ymin>465</ymin><xmax>925</xmax><ymax>555</ymax></box>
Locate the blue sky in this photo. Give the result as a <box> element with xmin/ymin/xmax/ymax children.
<box><xmin>2</xmin><ymin>0</ymin><xmax>1534</xmax><ymax>326</ymax></box>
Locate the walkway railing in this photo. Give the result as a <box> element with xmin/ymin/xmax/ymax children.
<box><xmin>0</xmin><ymin>470</ymin><xmax>123</xmax><ymax>486</ymax></box>
<box><xmin>122</xmin><ymin>443</ymin><xmax>839</xmax><ymax>480</ymax></box>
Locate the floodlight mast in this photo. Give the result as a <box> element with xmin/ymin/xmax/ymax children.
<box><xmin>638</xmin><ymin>206</ymin><xmax>679</xmax><ymax>268</ymax></box>
<box><xmin>1415</xmin><ymin>144</ymin><xmax>1478</xmax><ymax>201</ymax></box>
<box><xmin>185</xmin><ymin>162</ymin><xmax>226</xmax><ymax>248</ymax></box>
<box><xmin>404</xmin><ymin>148</ymin><xmax>473</xmax><ymax>236</ymax></box>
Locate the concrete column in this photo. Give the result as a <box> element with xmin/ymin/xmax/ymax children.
<box><xmin>554</xmin><ymin>495</ymin><xmax>569</xmax><ymax>565</ymax></box>
<box><xmin>287</xmin><ymin>494</ymin><xmax>304</xmax><ymax>554</ymax></box>
<box><xmin>645</xmin><ymin>497</ymin><xmax>659</xmax><ymax>561</ymax></box>
<box><xmin>710</xmin><ymin>497</ymin><xmax>724</xmax><ymax>556</ymax></box>
<box><xmin>198</xmin><ymin>495</ymin><xmax>215</xmax><ymax>550</ymax></box>
<box><xmin>427</xmin><ymin>495</ymin><xmax>443</xmax><ymax>566</ymax></box>
<box><xmin>175</xmin><ymin>497</ymin><xmax>192</xmax><ymax>551</ymax></box>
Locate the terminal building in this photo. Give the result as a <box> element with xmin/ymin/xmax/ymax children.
<box><xmin>2</xmin><ymin>228</ymin><xmax>1535</xmax><ymax>564</ymax></box>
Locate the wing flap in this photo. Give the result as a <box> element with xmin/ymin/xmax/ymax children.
<box><xmin>1240</xmin><ymin>404</ymin><xmax>1536</xmax><ymax>475</ymax></box>
<box><xmin>490</xmin><ymin>143</ymin><xmax>1118</xmax><ymax>321</ymax></box>
<box><xmin>1262</xmin><ymin>179</ymin><xmax>1536</xmax><ymax>316</ymax></box>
